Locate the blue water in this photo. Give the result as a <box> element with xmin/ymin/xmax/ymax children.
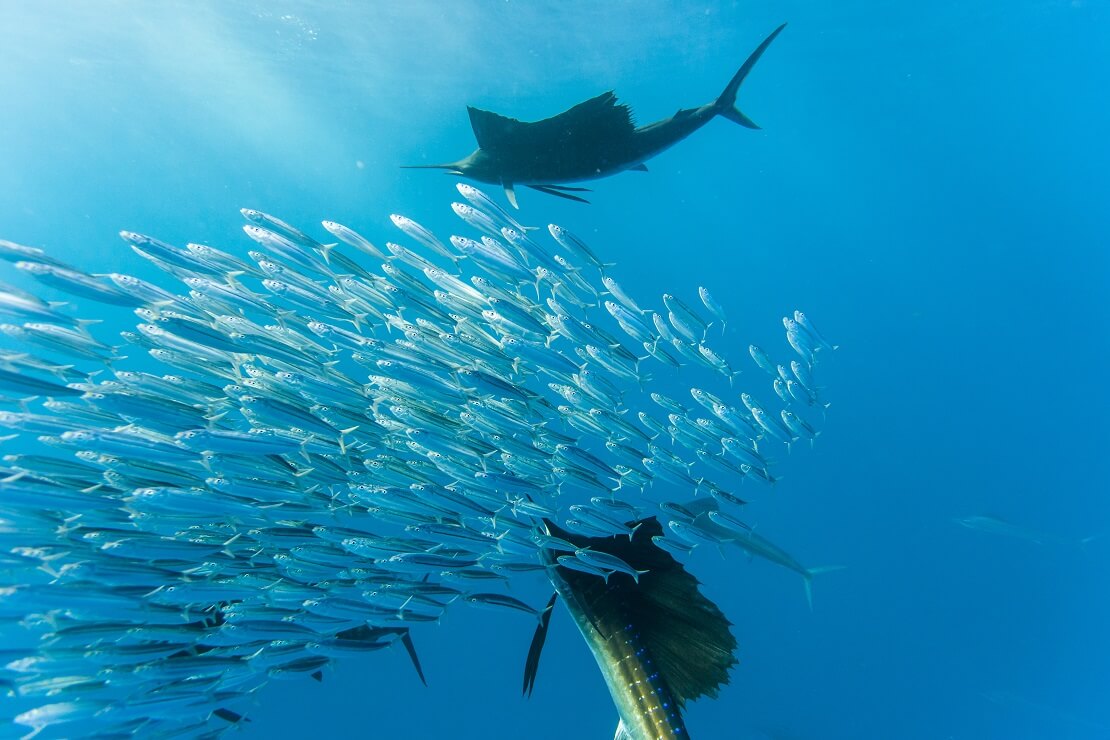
<box><xmin>2</xmin><ymin>2</ymin><xmax>1107</xmax><ymax>738</ymax></box>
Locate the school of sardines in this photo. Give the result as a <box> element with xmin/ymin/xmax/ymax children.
<box><xmin>0</xmin><ymin>183</ymin><xmax>834</xmax><ymax>737</ymax></box>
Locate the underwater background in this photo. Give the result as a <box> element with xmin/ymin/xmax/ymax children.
<box><xmin>1</xmin><ymin>1</ymin><xmax>1107</xmax><ymax>738</ymax></box>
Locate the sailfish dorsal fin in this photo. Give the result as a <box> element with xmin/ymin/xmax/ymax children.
<box><xmin>631</xmin><ymin>527</ymin><xmax>737</xmax><ymax>705</ymax></box>
<box><xmin>466</xmin><ymin>92</ymin><xmax>636</xmax><ymax>155</ymax></box>
<box><xmin>546</xmin><ymin>91</ymin><xmax>636</xmax><ymax>140</ymax></box>
<box><xmin>545</xmin><ymin>518</ymin><xmax>738</xmax><ymax>706</ymax></box>
<box><xmin>466</xmin><ymin>106</ymin><xmax>526</xmax><ymax>152</ymax></box>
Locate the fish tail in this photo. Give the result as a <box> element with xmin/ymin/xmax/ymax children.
<box><xmin>803</xmin><ymin>565</ymin><xmax>847</xmax><ymax>609</ymax></box>
<box><xmin>715</xmin><ymin>23</ymin><xmax>787</xmax><ymax>129</ymax></box>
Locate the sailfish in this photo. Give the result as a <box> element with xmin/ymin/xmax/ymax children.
<box><xmin>404</xmin><ymin>24</ymin><xmax>786</xmax><ymax>208</ymax></box>
<box><xmin>525</xmin><ymin>517</ymin><xmax>738</xmax><ymax>740</ymax></box>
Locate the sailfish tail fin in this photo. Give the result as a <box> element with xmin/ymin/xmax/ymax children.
<box><xmin>715</xmin><ymin>23</ymin><xmax>787</xmax><ymax>129</ymax></box>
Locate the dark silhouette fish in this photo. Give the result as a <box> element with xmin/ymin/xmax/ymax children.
<box><xmin>405</xmin><ymin>24</ymin><xmax>787</xmax><ymax>208</ymax></box>
<box><xmin>525</xmin><ymin>518</ymin><xmax>737</xmax><ymax>740</ymax></box>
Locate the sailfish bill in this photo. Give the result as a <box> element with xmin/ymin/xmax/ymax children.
<box><xmin>398</xmin><ymin>164</ymin><xmax>467</xmax><ymax>177</ymax></box>
<box><xmin>526</xmin><ymin>518</ymin><xmax>737</xmax><ymax>739</ymax></box>
<box><xmin>404</xmin><ymin>24</ymin><xmax>787</xmax><ymax>207</ymax></box>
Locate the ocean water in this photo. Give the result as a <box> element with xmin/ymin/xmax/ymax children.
<box><xmin>1</xmin><ymin>2</ymin><xmax>1107</xmax><ymax>739</ymax></box>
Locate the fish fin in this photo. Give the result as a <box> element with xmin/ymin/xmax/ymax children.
<box><xmin>471</xmin><ymin>92</ymin><xmax>635</xmax><ymax>158</ymax></box>
<box><xmin>614</xmin><ymin>719</ymin><xmax>635</xmax><ymax>740</ymax></box>
<box><xmin>803</xmin><ymin>565</ymin><xmax>846</xmax><ymax>610</ymax></box>
<box><xmin>467</xmin><ymin>106</ymin><xmax>527</xmax><ymax>151</ymax></box>
<box><xmin>629</xmin><ymin>163</ymin><xmax>649</xmax><ymax>172</ymax></box>
<box><xmin>527</xmin><ymin>185</ymin><xmax>591</xmax><ymax>204</ymax></box>
<box><xmin>523</xmin><ymin>591</ymin><xmax>559</xmax><ymax>697</ymax></box>
<box><xmin>503</xmin><ymin>182</ymin><xmax>519</xmax><ymax>210</ymax></box>
<box><xmin>540</xmin><ymin>184</ymin><xmax>593</xmax><ymax>192</ymax></box>
<box><xmin>547</xmin><ymin>518</ymin><xmax>737</xmax><ymax>705</ymax></box>
<box><xmin>715</xmin><ymin>23</ymin><xmax>787</xmax><ymax>129</ymax></box>
<box><xmin>400</xmin><ymin>629</ymin><xmax>427</xmax><ymax>686</ymax></box>
<box><xmin>310</xmin><ymin>670</ymin><xmax>323</xmax><ymax>682</ymax></box>
<box><xmin>212</xmin><ymin>708</ymin><xmax>247</xmax><ymax>724</ymax></box>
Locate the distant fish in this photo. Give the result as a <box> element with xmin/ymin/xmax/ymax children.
<box><xmin>981</xmin><ymin>689</ymin><xmax>1110</xmax><ymax>734</ymax></box>
<box><xmin>956</xmin><ymin>515</ymin><xmax>1098</xmax><ymax>547</ymax></box>
<box><xmin>404</xmin><ymin>24</ymin><xmax>787</xmax><ymax>207</ymax></box>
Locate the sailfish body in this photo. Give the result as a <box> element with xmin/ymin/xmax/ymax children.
<box><xmin>527</xmin><ymin>519</ymin><xmax>738</xmax><ymax>740</ymax></box>
<box><xmin>405</xmin><ymin>24</ymin><xmax>787</xmax><ymax>207</ymax></box>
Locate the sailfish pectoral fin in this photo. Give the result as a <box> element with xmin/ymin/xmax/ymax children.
<box><xmin>522</xmin><ymin>591</ymin><xmax>559</xmax><ymax>697</ymax></box>
<box><xmin>400</xmin><ymin>629</ymin><xmax>427</xmax><ymax>686</ymax></box>
<box><xmin>526</xmin><ymin>185</ymin><xmax>592</xmax><ymax>204</ymax></box>
<box><xmin>540</xmin><ymin>184</ymin><xmax>593</xmax><ymax>192</ymax></box>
